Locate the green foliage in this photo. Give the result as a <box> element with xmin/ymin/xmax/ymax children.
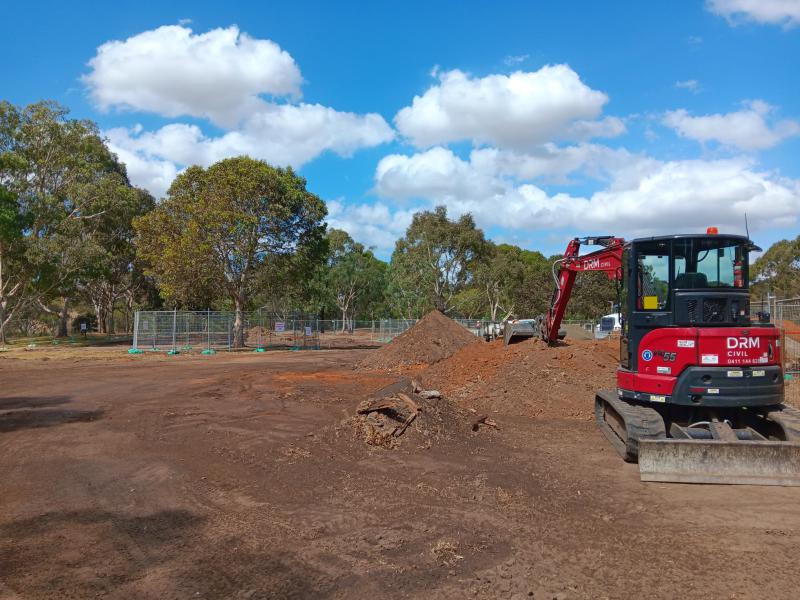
<box><xmin>253</xmin><ymin>240</ymin><xmax>329</xmax><ymax>316</ymax></box>
<box><xmin>752</xmin><ymin>236</ymin><xmax>800</xmax><ymax>299</ymax></box>
<box><xmin>390</xmin><ymin>206</ymin><xmax>489</xmax><ymax>315</ymax></box>
<box><xmin>0</xmin><ymin>100</ymin><xmax>148</xmax><ymax>340</ymax></box>
<box><xmin>385</xmin><ymin>259</ymin><xmax>433</xmax><ymax>319</ymax></box>
<box><xmin>568</xmin><ymin>270</ymin><xmax>618</xmax><ymax>320</ymax></box>
<box><xmin>451</xmin><ymin>286</ymin><xmax>485</xmax><ymax>318</ymax></box>
<box><xmin>476</xmin><ymin>243</ymin><xmax>550</xmax><ymax>320</ymax></box>
<box><xmin>323</xmin><ymin>229</ymin><xmax>387</xmax><ymax>324</ymax></box>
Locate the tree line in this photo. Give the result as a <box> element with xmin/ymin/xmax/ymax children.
<box><xmin>2</xmin><ymin>100</ymin><xmax>795</xmax><ymax>344</ymax></box>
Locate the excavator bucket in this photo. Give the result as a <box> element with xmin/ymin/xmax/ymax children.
<box><xmin>638</xmin><ymin>439</ymin><xmax>800</xmax><ymax>486</ymax></box>
<box><xmin>503</xmin><ymin>320</ymin><xmax>536</xmax><ymax>345</ymax></box>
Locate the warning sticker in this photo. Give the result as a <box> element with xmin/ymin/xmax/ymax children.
<box><xmin>677</xmin><ymin>339</ymin><xmax>695</xmax><ymax>348</ymax></box>
<box><xmin>701</xmin><ymin>354</ymin><xmax>719</xmax><ymax>365</ymax></box>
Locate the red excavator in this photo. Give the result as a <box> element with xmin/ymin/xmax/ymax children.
<box><xmin>526</xmin><ymin>229</ymin><xmax>800</xmax><ymax>485</ymax></box>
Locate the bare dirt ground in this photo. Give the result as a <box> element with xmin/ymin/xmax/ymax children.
<box><xmin>2</xmin><ymin>347</ymin><xmax>800</xmax><ymax>599</ymax></box>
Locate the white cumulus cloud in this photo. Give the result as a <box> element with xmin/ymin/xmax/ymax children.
<box><xmin>86</xmin><ymin>24</ymin><xmax>394</xmax><ymax>196</ymax></box>
<box><xmin>393</xmin><ymin>65</ymin><xmax>618</xmax><ymax>148</ymax></box>
<box><xmin>326</xmin><ymin>200</ymin><xmax>417</xmax><ymax>253</ymax></box>
<box><xmin>84</xmin><ymin>25</ymin><xmax>302</xmax><ymax>127</ymax></box>
<box><xmin>110</xmin><ymin>140</ymin><xmax>179</xmax><ymax>199</ymax></box>
<box><xmin>707</xmin><ymin>0</ymin><xmax>800</xmax><ymax>27</ymax></box>
<box><xmin>106</xmin><ymin>103</ymin><xmax>393</xmax><ymax>195</ymax></box>
<box><xmin>664</xmin><ymin>101</ymin><xmax>800</xmax><ymax>151</ymax></box>
<box><xmin>371</xmin><ymin>146</ymin><xmax>800</xmax><ymax>239</ymax></box>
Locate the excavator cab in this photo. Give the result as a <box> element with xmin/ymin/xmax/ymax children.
<box><xmin>620</xmin><ymin>233</ymin><xmax>757</xmax><ymax>375</ymax></box>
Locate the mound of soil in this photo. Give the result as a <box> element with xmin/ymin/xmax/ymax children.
<box><xmin>421</xmin><ymin>337</ymin><xmax>618</xmax><ymax>420</ymax></box>
<box><xmin>359</xmin><ymin>310</ymin><xmax>480</xmax><ymax>371</ymax></box>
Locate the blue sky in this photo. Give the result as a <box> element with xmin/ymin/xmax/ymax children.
<box><xmin>2</xmin><ymin>0</ymin><xmax>799</xmax><ymax>258</ymax></box>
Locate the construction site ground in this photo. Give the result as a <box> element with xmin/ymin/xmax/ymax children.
<box><xmin>2</xmin><ymin>343</ymin><xmax>799</xmax><ymax>599</ymax></box>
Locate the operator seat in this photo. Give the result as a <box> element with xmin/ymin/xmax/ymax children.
<box><xmin>674</xmin><ymin>272</ymin><xmax>708</xmax><ymax>289</ymax></box>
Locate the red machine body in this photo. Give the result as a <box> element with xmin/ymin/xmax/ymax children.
<box><xmin>543</xmin><ymin>234</ymin><xmax>783</xmax><ymax>408</ymax></box>
<box><xmin>616</xmin><ymin>326</ymin><xmax>781</xmax><ymax>397</ymax></box>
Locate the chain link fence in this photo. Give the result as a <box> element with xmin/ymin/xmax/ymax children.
<box><xmin>777</xmin><ymin>301</ymin><xmax>800</xmax><ymax>407</ymax></box>
<box><xmin>131</xmin><ymin>312</ymin><xmax>508</xmax><ymax>352</ymax></box>
<box><xmin>316</xmin><ymin>319</ymin><xmax>412</xmax><ymax>347</ymax></box>
<box><xmin>132</xmin><ymin>310</ymin><xmax>320</xmax><ymax>353</ymax></box>
<box><xmin>751</xmin><ymin>298</ymin><xmax>800</xmax><ymax>406</ymax></box>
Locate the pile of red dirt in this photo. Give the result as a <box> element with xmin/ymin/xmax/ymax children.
<box><xmin>359</xmin><ymin>310</ymin><xmax>481</xmax><ymax>371</ymax></box>
<box><xmin>420</xmin><ymin>337</ymin><xmax>618</xmax><ymax>420</ymax></box>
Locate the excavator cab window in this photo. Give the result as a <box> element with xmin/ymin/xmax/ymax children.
<box><xmin>636</xmin><ymin>242</ymin><xmax>670</xmax><ymax>311</ymax></box>
<box><xmin>673</xmin><ymin>238</ymin><xmax>748</xmax><ymax>289</ymax></box>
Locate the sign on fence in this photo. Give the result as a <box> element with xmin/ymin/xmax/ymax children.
<box><xmin>275</xmin><ymin>322</ymin><xmax>285</xmax><ymax>333</ymax></box>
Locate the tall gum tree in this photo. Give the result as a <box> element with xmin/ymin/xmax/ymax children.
<box><xmin>135</xmin><ymin>156</ymin><xmax>327</xmax><ymax>347</ymax></box>
<box><xmin>390</xmin><ymin>206</ymin><xmax>489</xmax><ymax>315</ymax></box>
<box><xmin>0</xmin><ymin>100</ymin><xmax>137</xmax><ymax>341</ymax></box>
<box><xmin>325</xmin><ymin>229</ymin><xmax>387</xmax><ymax>329</ymax></box>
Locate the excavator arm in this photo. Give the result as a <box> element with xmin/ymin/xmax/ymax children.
<box><xmin>541</xmin><ymin>236</ymin><xmax>626</xmax><ymax>343</ymax></box>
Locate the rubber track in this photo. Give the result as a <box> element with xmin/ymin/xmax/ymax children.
<box><xmin>763</xmin><ymin>404</ymin><xmax>800</xmax><ymax>441</ymax></box>
<box><xmin>595</xmin><ymin>391</ymin><xmax>667</xmax><ymax>463</ymax></box>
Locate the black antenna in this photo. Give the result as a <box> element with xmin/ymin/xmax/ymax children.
<box><xmin>744</xmin><ymin>212</ymin><xmax>750</xmax><ymax>239</ymax></box>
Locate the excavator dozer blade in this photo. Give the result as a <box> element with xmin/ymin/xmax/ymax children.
<box><xmin>638</xmin><ymin>439</ymin><xmax>800</xmax><ymax>486</ymax></box>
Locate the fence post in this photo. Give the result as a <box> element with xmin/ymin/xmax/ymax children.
<box><xmin>132</xmin><ymin>311</ymin><xmax>139</xmax><ymax>350</ymax></box>
<box><xmin>169</xmin><ymin>308</ymin><xmax>177</xmax><ymax>354</ymax></box>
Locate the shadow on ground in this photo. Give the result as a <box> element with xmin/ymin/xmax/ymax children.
<box><xmin>0</xmin><ymin>406</ymin><xmax>103</xmax><ymax>433</ymax></box>
<box><xmin>0</xmin><ymin>509</ymin><xmax>204</xmax><ymax>596</ymax></box>
<box><xmin>0</xmin><ymin>396</ymin><xmax>72</xmax><ymax>411</ymax></box>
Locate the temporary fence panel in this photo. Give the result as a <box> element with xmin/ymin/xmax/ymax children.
<box><xmin>751</xmin><ymin>299</ymin><xmax>800</xmax><ymax>406</ymax></box>
<box><xmin>776</xmin><ymin>302</ymin><xmax>800</xmax><ymax>409</ymax></box>
<box><xmin>377</xmin><ymin>319</ymin><xmax>417</xmax><ymax>342</ymax></box>
<box><xmin>131</xmin><ymin>310</ymin><xmax>320</xmax><ymax>352</ymax></box>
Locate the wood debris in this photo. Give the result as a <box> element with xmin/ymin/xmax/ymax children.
<box><xmin>354</xmin><ymin>382</ymin><xmax>443</xmax><ymax>443</ymax></box>
<box><xmin>471</xmin><ymin>414</ymin><xmax>499</xmax><ymax>432</ymax></box>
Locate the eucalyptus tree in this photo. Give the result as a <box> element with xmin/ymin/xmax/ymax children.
<box><xmin>390</xmin><ymin>206</ymin><xmax>489</xmax><ymax>315</ymax></box>
<box><xmin>135</xmin><ymin>156</ymin><xmax>327</xmax><ymax>347</ymax></box>
<box><xmin>0</xmin><ymin>100</ymin><xmax>138</xmax><ymax>341</ymax></box>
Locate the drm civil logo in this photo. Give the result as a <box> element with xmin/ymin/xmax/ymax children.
<box><xmin>727</xmin><ymin>337</ymin><xmax>759</xmax><ymax>349</ymax></box>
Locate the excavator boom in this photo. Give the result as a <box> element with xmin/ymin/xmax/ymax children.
<box><xmin>541</xmin><ymin>236</ymin><xmax>625</xmax><ymax>343</ymax></box>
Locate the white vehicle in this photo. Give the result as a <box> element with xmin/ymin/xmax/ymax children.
<box><xmin>595</xmin><ymin>313</ymin><xmax>622</xmax><ymax>338</ymax></box>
